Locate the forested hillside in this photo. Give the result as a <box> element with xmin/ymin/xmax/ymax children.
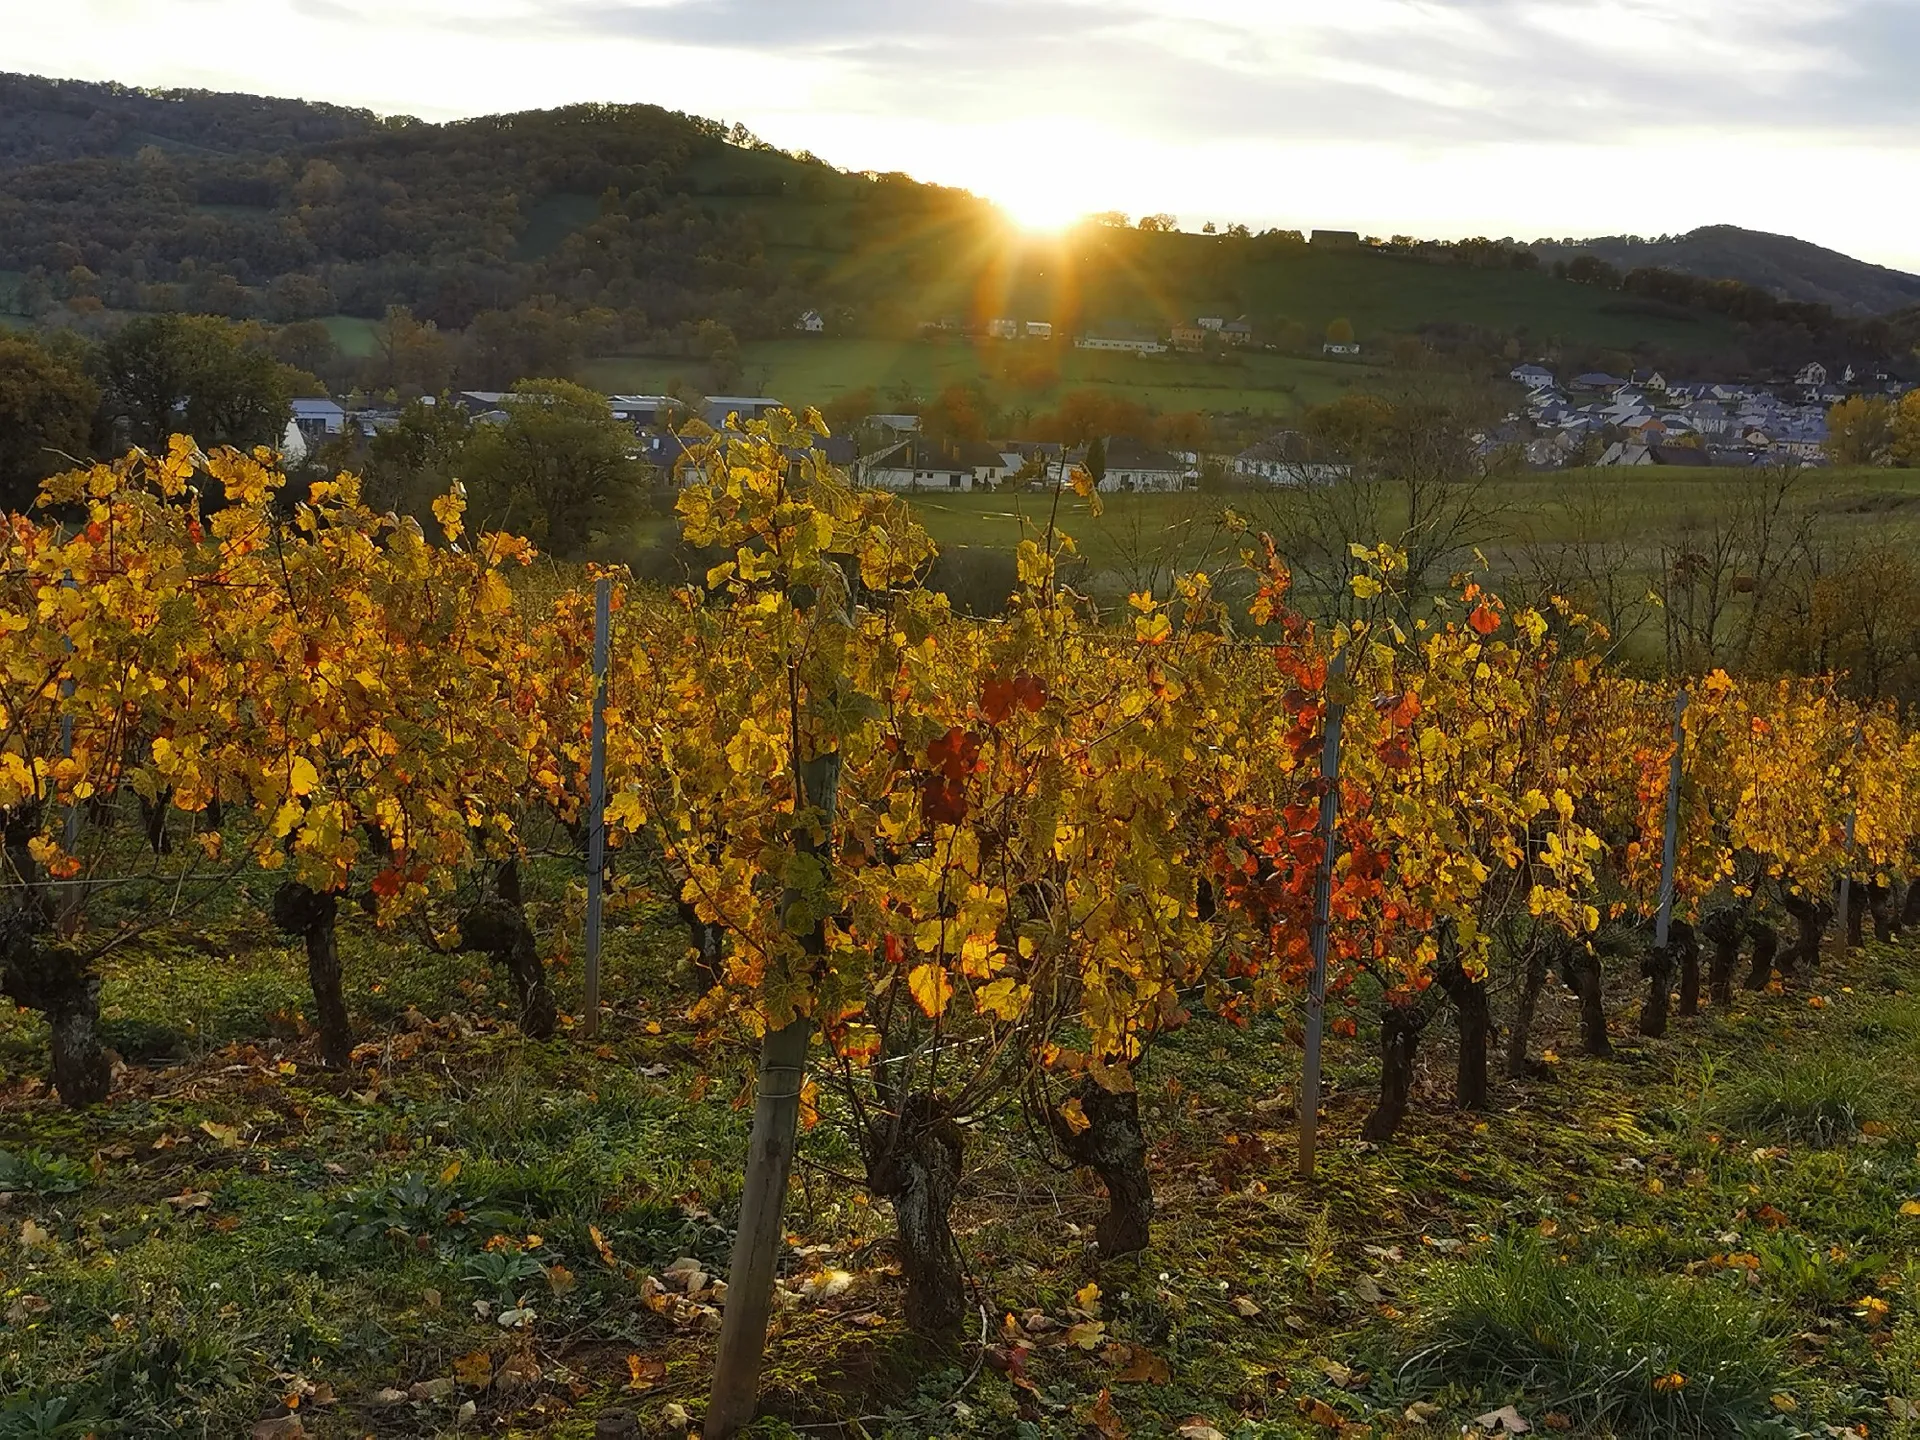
<box><xmin>1533</xmin><ymin>225</ymin><xmax>1920</xmax><ymax>319</ymax></box>
<box><xmin>4</xmin><ymin>71</ymin><xmax>1915</xmax><ymax>388</ymax></box>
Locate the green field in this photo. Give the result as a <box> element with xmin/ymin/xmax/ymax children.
<box><xmin>584</xmin><ymin>338</ymin><xmax>1387</xmax><ymax>417</ymax></box>
<box><xmin>320</xmin><ymin>315</ymin><xmax>380</xmax><ymax>360</ymax></box>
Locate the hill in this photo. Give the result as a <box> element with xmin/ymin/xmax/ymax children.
<box><xmin>1532</xmin><ymin>225</ymin><xmax>1920</xmax><ymax>318</ymax></box>
<box><xmin>0</xmin><ymin>73</ymin><xmax>1907</xmax><ymax>412</ymax></box>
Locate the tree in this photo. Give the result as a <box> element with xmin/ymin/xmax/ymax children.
<box><xmin>97</xmin><ymin>314</ymin><xmax>289</xmax><ymax>453</ymax></box>
<box><xmin>367</xmin><ymin>306</ymin><xmax>455</xmax><ymax>396</ymax></box>
<box><xmin>1826</xmin><ymin>396</ymin><xmax>1894</xmax><ymax>466</ymax></box>
<box><xmin>1085</xmin><ymin>434</ymin><xmax>1107</xmax><ymax>489</ymax></box>
<box><xmin>362</xmin><ymin>397</ymin><xmax>475</xmax><ymax>519</ymax></box>
<box><xmin>0</xmin><ymin>335</ymin><xmax>98</xmax><ymax>512</ymax></box>
<box><xmin>1137</xmin><ymin>214</ymin><xmax>1178</xmax><ymax>233</ymax></box>
<box><xmin>1888</xmin><ymin>390</ymin><xmax>1920</xmax><ymax>467</ymax></box>
<box><xmin>461</xmin><ymin>379</ymin><xmax>645</xmax><ymax>555</ymax></box>
<box><xmin>1325</xmin><ymin>317</ymin><xmax>1356</xmax><ymax>347</ymax></box>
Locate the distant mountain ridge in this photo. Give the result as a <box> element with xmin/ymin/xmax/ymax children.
<box><xmin>1531</xmin><ymin>226</ymin><xmax>1920</xmax><ymax>319</ymax></box>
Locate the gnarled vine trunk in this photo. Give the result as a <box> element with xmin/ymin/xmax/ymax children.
<box><xmin>865</xmin><ymin>1095</ymin><xmax>966</xmax><ymax>1333</ymax></box>
<box><xmin>1</xmin><ymin>806</ymin><xmax>111</xmax><ymax>1107</ymax></box>
<box><xmin>1672</xmin><ymin>920</ymin><xmax>1701</xmax><ymax>1019</ymax></box>
<box><xmin>1743</xmin><ymin>920</ymin><xmax>1780</xmax><ymax>990</ymax></box>
<box><xmin>1867</xmin><ymin>881</ymin><xmax>1896</xmax><ymax>944</ymax></box>
<box><xmin>1360</xmin><ymin>1002</ymin><xmax>1428</xmax><ymax>1143</ymax></box>
<box><xmin>459</xmin><ymin>861</ymin><xmax>557</xmax><ymax>1039</ymax></box>
<box><xmin>1506</xmin><ymin>945</ymin><xmax>1553</xmax><ymax>1080</ymax></box>
<box><xmin>1902</xmin><ymin>878</ymin><xmax>1920</xmax><ymax>931</ymax></box>
<box><xmin>675</xmin><ymin>896</ymin><xmax>726</xmax><ymax>993</ymax></box>
<box><xmin>1560</xmin><ymin>949</ymin><xmax>1611</xmax><ymax>1057</ymax></box>
<box><xmin>1049</xmin><ymin>1076</ymin><xmax>1153</xmax><ymax>1256</ymax></box>
<box><xmin>1702</xmin><ymin>909</ymin><xmax>1741</xmax><ymax>1008</ymax></box>
<box><xmin>1780</xmin><ymin>894</ymin><xmax>1829</xmax><ymax>978</ymax></box>
<box><xmin>272</xmin><ymin>882</ymin><xmax>352</xmax><ymax>1069</ymax></box>
<box><xmin>1436</xmin><ymin>956</ymin><xmax>1493</xmax><ymax>1110</ymax></box>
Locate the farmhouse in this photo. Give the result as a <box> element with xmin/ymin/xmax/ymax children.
<box><xmin>290</xmin><ymin>397</ymin><xmax>346</xmax><ymax>439</ymax></box>
<box><xmin>1233</xmin><ymin>431</ymin><xmax>1343</xmax><ymax>486</ymax></box>
<box><xmin>1311</xmin><ymin>230</ymin><xmax>1361</xmax><ymax>249</ymax></box>
<box><xmin>1099</xmin><ymin>438</ymin><xmax>1188</xmax><ymax>492</ymax></box>
<box><xmin>858</xmin><ymin>438</ymin><xmax>1006</xmax><ymax>492</ymax></box>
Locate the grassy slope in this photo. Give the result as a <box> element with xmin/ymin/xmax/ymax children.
<box><xmin>583</xmin><ymin>340</ymin><xmax>1384</xmax><ymax>416</ymax></box>
<box><xmin>6</xmin><ymin>848</ymin><xmax>1920</xmax><ymax>1437</ymax></box>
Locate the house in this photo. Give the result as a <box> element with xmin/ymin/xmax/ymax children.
<box><xmin>1024</xmin><ymin>321</ymin><xmax>1054</xmax><ymax>340</ymax></box>
<box><xmin>859</xmin><ymin>438</ymin><xmax>977</xmax><ymax>492</ymax></box>
<box><xmin>290</xmin><ymin>398</ymin><xmax>346</xmax><ymax>439</ymax></box>
<box><xmin>1510</xmin><ymin>364</ymin><xmax>1556</xmax><ymax>390</ymax></box>
<box><xmin>702</xmin><ymin>395</ymin><xmax>784</xmax><ymax>426</ymax></box>
<box><xmin>1571</xmin><ymin>373</ymin><xmax>1624</xmax><ymax>393</ymax></box>
<box><xmin>455</xmin><ymin>391</ymin><xmax>514</xmax><ymax>415</ymax></box>
<box><xmin>1310</xmin><ymin>230</ymin><xmax>1361</xmax><ymax>249</ymax></box>
<box><xmin>1075</xmin><ymin>332</ymin><xmax>1166</xmax><ymax>355</ymax></box>
<box><xmin>1221</xmin><ymin>319</ymin><xmax>1254</xmax><ymax>347</ymax></box>
<box><xmin>1099</xmin><ymin>438</ymin><xmax>1188</xmax><ymax>492</ymax></box>
<box><xmin>607</xmin><ymin>394</ymin><xmax>677</xmax><ymax>428</ymax></box>
<box><xmin>1795</xmin><ymin>362</ymin><xmax>1829</xmax><ymax>388</ymax></box>
<box><xmin>864</xmin><ymin>413</ymin><xmax>922</xmax><ymax>435</ymax></box>
<box><xmin>1171</xmin><ymin>322</ymin><xmax>1208</xmax><ymax>353</ymax></box>
<box><xmin>1597</xmin><ymin>442</ymin><xmax>1653</xmax><ymax>467</ymax></box>
<box><xmin>1322</xmin><ymin>342</ymin><xmax>1360</xmax><ymax>356</ymax></box>
<box><xmin>1232</xmin><ymin>431</ymin><xmax>1344</xmax><ymax>486</ymax></box>
<box><xmin>1196</xmin><ymin>317</ymin><xmax>1226</xmax><ymax>332</ymax></box>
<box><xmin>794</xmin><ymin>310</ymin><xmax>825</xmax><ymax>333</ymax></box>
<box><xmin>987</xmin><ymin>318</ymin><xmax>1021</xmax><ymax>340</ymax></box>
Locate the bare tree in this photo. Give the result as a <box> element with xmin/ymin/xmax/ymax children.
<box><xmin>1656</xmin><ymin>465</ymin><xmax>1809</xmax><ymax>674</ymax></box>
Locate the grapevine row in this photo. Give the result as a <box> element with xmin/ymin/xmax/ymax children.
<box><xmin>3</xmin><ymin>417</ymin><xmax>1915</xmax><ymax>1359</ymax></box>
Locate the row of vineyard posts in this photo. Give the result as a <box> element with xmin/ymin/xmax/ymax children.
<box><xmin>6</xmin><ymin>419</ymin><xmax>1920</xmax><ymax>1435</ymax></box>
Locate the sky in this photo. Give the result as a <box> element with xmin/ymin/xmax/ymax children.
<box><xmin>8</xmin><ymin>0</ymin><xmax>1920</xmax><ymax>271</ymax></box>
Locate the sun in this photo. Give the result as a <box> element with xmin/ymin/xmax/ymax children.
<box><xmin>990</xmin><ymin>183</ymin><xmax>1087</xmax><ymax>235</ymax></box>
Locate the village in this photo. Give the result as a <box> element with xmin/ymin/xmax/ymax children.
<box><xmin>1498</xmin><ymin>358</ymin><xmax>1916</xmax><ymax>469</ymax></box>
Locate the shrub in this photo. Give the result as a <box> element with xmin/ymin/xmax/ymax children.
<box><xmin>1404</xmin><ymin>1241</ymin><xmax>1783</xmax><ymax>1436</ymax></box>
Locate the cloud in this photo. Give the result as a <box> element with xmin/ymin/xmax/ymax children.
<box><xmin>545</xmin><ymin>0</ymin><xmax>1920</xmax><ymax>144</ymax></box>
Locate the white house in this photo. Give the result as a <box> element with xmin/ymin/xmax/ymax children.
<box><xmin>290</xmin><ymin>398</ymin><xmax>346</xmax><ymax>439</ymax></box>
<box><xmin>1232</xmin><ymin>431</ymin><xmax>1343</xmax><ymax>486</ymax></box>
<box><xmin>1024</xmin><ymin>321</ymin><xmax>1054</xmax><ymax>340</ymax></box>
<box><xmin>1099</xmin><ymin>439</ymin><xmax>1188</xmax><ymax>492</ymax></box>
<box><xmin>859</xmin><ymin>438</ymin><xmax>976</xmax><ymax>492</ymax></box>
<box><xmin>1322</xmin><ymin>342</ymin><xmax>1360</xmax><ymax>356</ymax></box>
<box><xmin>794</xmin><ymin>310</ymin><xmax>825</xmax><ymax>334</ymax></box>
<box><xmin>987</xmin><ymin>318</ymin><xmax>1021</xmax><ymax>340</ymax></box>
<box><xmin>1795</xmin><ymin>362</ymin><xmax>1829</xmax><ymax>387</ymax></box>
<box><xmin>1076</xmin><ymin>333</ymin><xmax>1166</xmax><ymax>355</ymax></box>
<box><xmin>1510</xmin><ymin>364</ymin><xmax>1556</xmax><ymax>390</ymax></box>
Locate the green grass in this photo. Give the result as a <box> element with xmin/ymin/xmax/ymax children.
<box><xmin>319</xmin><ymin>314</ymin><xmax>380</xmax><ymax>360</ymax></box>
<box><xmin>1710</xmin><ymin>1049</ymin><xmax>1881</xmax><ymax>1147</ymax></box>
<box><xmin>10</xmin><ymin>833</ymin><xmax>1920</xmax><ymax>1434</ymax></box>
<box><xmin>1406</xmin><ymin>1240</ymin><xmax>1783</xmax><ymax>1436</ymax></box>
<box><xmin>582</xmin><ymin>337</ymin><xmax>1387</xmax><ymax>416</ymax></box>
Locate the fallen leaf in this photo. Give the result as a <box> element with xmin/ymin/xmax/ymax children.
<box><xmin>369</xmin><ymin>1388</ymin><xmax>408</xmax><ymax>1406</ymax></box>
<box><xmin>545</xmin><ymin>1263</ymin><xmax>576</xmax><ymax>1296</ymax></box>
<box><xmin>1108</xmin><ymin>1344</ymin><xmax>1171</xmax><ymax>1384</ymax></box>
<box><xmin>5</xmin><ymin>1295</ymin><xmax>51</xmax><ymax>1323</ymax></box>
<box><xmin>1175</xmin><ymin>1423</ymin><xmax>1226</xmax><ymax>1440</ymax></box>
<box><xmin>200</xmin><ymin>1120</ymin><xmax>242</xmax><ymax>1149</ymax></box>
<box><xmin>626</xmin><ymin>1354</ymin><xmax>667</xmax><ymax>1392</ymax></box>
<box><xmin>1060</xmin><ymin>1097</ymin><xmax>1092</xmax><ymax>1135</ymax></box>
<box><xmin>1474</xmin><ymin>1405</ymin><xmax>1531</xmax><ymax>1434</ymax></box>
<box><xmin>589</xmin><ymin>1224</ymin><xmax>619</xmax><ymax>1267</ymax></box>
<box><xmin>1403</xmin><ymin>1401</ymin><xmax>1441</xmax><ymax>1423</ymax></box>
<box><xmin>1770</xmin><ymin>1393</ymin><xmax>1798</xmax><ymax>1413</ymax></box>
<box><xmin>18</xmin><ymin>1219</ymin><xmax>51</xmax><ymax>1249</ymax></box>
<box><xmin>1230</xmin><ymin>1294</ymin><xmax>1261</xmax><ymax>1317</ymax></box>
<box><xmin>1542</xmin><ymin>1415</ymin><xmax>1572</xmax><ymax>1432</ymax></box>
<box><xmin>1088</xmin><ymin>1388</ymin><xmax>1127</xmax><ymax>1439</ymax></box>
<box><xmin>1075</xmin><ymin>1281</ymin><xmax>1102</xmax><ymax>1314</ymax></box>
<box><xmin>452</xmin><ymin>1350</ymin><xmax>493</xmax><ymax>1388</ymax></box>
<box><xmin>249</xmin><ymin>1418</ymin><xmax>305</xmax><ymax>1440</ymax></box>
<box><xmin>166</xmin><ymin>1189</ymin><xmax>213</xmax><ymax>1211</ymax></box>
<box><xmin>1300</xmin><ymin>1397</ymin><xmax>1345</xmax><ymax>1430</ymax></box>
<box><xmin>1062</xmin><ymin>1320</ymin><xmax>1107</xmax><ymax>1349</ymax></box>
<box><xmin>638</xmin><ymin>1063</ymin><xmax>671</xmax><ymax>1078</ymax></box>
